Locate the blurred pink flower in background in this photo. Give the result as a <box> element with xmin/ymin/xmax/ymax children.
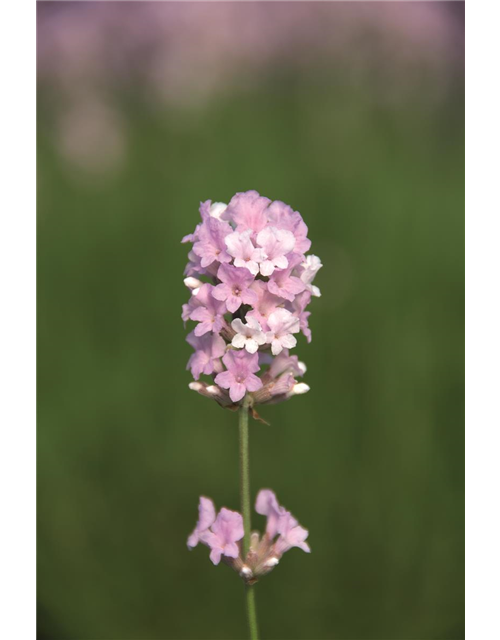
<box><xmin>37</xmin><ymin>2</ymin><xmax>464</xmax><ymax>174</ymax></box>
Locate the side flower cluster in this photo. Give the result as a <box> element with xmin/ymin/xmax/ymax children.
<box><xmin>182</xmin><ymin>190</ymin><xmax>322</xmax><ymax>407</ymax></box>
<box><xmin>187</xmin><ymin>490</ymin><xmax>310</xmax><ymax>584</ymax></box>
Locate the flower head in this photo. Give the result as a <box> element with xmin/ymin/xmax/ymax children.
<box><xmin>182</xmin><ymin>190</ymin><xmax>321</xmax><ymax>407</ymax></box>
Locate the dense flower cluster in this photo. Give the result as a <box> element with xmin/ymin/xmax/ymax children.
<box><xmin>182</xmin><ymin>190</ymin><xmax>322</xmax><ymax>407</ymax></box>
<box><xmin>188</xmin><ymin>490</ymin><xmax>310</xmax><ymax>583</ymax></box>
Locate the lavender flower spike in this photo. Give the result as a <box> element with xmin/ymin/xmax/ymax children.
<box><xmin>183</xmin><ymin>191</ymin><xmax>320</xmax><ymax>410</ymax></box>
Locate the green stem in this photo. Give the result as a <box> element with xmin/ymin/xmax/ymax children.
<box><xmin>245</xmin><ymin>585</ymin><xmax>259</xmax><ymax>640</ymax></box>
<box><xmin>239</xmin><ymin>397</ymin><xmax>252</xmax><ymax>554</ymax></box>
<box><xmin>239</xmin><ymin>397</ymin><xmax>259</xmax><ymax>640</ymax></box>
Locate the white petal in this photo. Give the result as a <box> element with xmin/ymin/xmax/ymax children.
<box><xmin>210</xmin><ymin>202</ymin><xmax>227</xmax><ymax>219</ymax></box>
<box><xmin>292</xmin><ymin>383</ymin><xmax>310</xmax><ymax>395</ymax></box>
<box><xmin>245</xmin><ymin>339</ymin><xmax>259</xmax><ymax>354</ymax></box>
<box><xmin>184</xmin><ymin>277</ymin><xmax>203</xmax><ymax>290</ymax></box>
<box><xmin>271</xmin><ymin>339</ymin><xmax>283</xmax><ymax>356</ymax></box>
<box><xmin>225</xmin><ymin>231</ymin><xmax>242</xmax><ymax>256</ymax></box>
<box><xmin>273</xmin><ymin>255</ymin><xmax>288</xmax><ymax>270</ymax></box>
<box><xmin>280</xmin><ymin>334</ymin><xmax>297</xmax><ymax>350</ymax></box>
<box><xmin>267</xmin><ymin>308</ymin><xmax>293</xmax><ymax>332</ymax></box>
<box><xmin>246</xmin><ymin>317</ymin><xmax>262</xmax><ymax>332</ymax></box>
<box><xmin>232</xmin><ymin>334</ymin><xmax>246</xmax><ymax>349</ymax></box>
<box><xmin>276</xmin><ymin>229</ymin><xmax>296</xmax><ymax>254</ymax></box>
<box><xmin>256</xmin><ymin>227</ymin><xmax>273</xmax><ymax>247</ymax></box>
<box><xmin>254</xmin><ymin>332</ymin><xmax>267</xmax><ymax>346</ymax></box>
<box><xmin>245</xmin><ymin>260</ymin><xmax>260</xmax><ymax>276</ymax></box>
<box><xmin>231</xmin><ymin>318</ymin><xmax>246</xmax><ymax>334</ymax></box>
<box><xmin>260</xmin><ymin>260</ymin><xmax>275</xmax><ymax>277</ymax></box>
<box><xmin>252</xmin><ymin>247</ymin><xmax>267</xmax><ymax>263</ymax></box>
<box><xmin>311</xmin><ymin>285</ymin><xmax>321</xmax><ymax>297</ymax></box>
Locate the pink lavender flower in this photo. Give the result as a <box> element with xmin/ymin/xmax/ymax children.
<box><xmin>255</xmin><ymin>489</ymin><xmax>283</xmax><ymax>538</ymax></box>
<box><xmin>187</xmin><ymin>284</ymin><xmax>227</xmax><ymax>337</ymax></box>
<box><xmin>187</xmin><ymin>496</ymin><xmax>216</xmax><ymax>549</ymax></box>
<box><xmin>256</xmin><ymin>489</ymin><xmax>310</xmax><ymax>556</ymax></box>
<box><xmin>215</xmin><ymin>350</ymin><xmax>263</xmax><ymax>402</ymax></box>
<box><xmin>255</xmin><ymin>226</ymin><xmax>296</xmax><ymax>276</ymax></box>
<box><xmin>266</xmin><ymin>200</ymin><xmax>312</xmax><ymax>256</ymax></box>
<box><xmin>186</xmin><ymin>331</ymin><xmax>226</xmax><ymax>380</ymax></box>
<box><xmin>298</xmin><ymin>254</ymin><xmax>323</xmax><ymax>297</ymax></box>
<box><xmin>206</xmin><ymin>201</ymin><xmax>228</xmax><ymax>220</ymax></box>
<box><xmin>274</xmin><ymin>510</ymin><xmax>311</xmax><ymax>556</ymax></box>
<box><xmin>187</xmin><ymin>499</ymin><xmax>244</xmax><ymax>566</ymax></box>
<box><xmin>286</xmin><ymin>290</ymin><xmax>312</xmax><ymax>343</ymax></box>
<box><xmin>268</xmin><ymin>350</ymin><xmax>307</xmax><ymax>379</ymax></box>
<box><xmin>182</xmin><ymin>190</ymin><xmax>321</xmax><ymax>407</ymax></box>
<box><xmin>212</xmin><ymin>264</ymin><xmax>258</xmax><ymax>313</ymax></box>
<box><xmin>225</xmin><ymin>190</ymin><xmax>271</xmax><ymax>235</ymax></box>
<box><xmin>267</xmin><ymin>255</ymin><xmax>306</xmax><ymax>302</ymax></box>
<box><xmin>192</xmin><ymin>216</ymin><xmax>233</xmax><ymax>268</ymax></box>
<box><xmin>202</xmin><ymin>508</ymin><xmax>245</xmax><ymax>565</ymax></box>
<box><xmin>224</xmin><ymin>229</ymin><xmax>265</xmax><ymax>276</ymax></box>
<box><xmin>231</xmin><ymin>317</ymin><xmax>267</xmax><ymax>354</ymax></box>
<box><xmin>246</xmin><ymin>280</ymin><xmax>286</xmax><ymax>331</ymax></box>
<box><xmin>265</xmin><ymin>308</ymin><xmax>301</xmax><ymax>355</ymax></box>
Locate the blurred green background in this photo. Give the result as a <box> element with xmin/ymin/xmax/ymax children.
<box><xmin>37</xmin><ymin>3</ymin><xmax>464</xmax><ymax>639</ymax></box>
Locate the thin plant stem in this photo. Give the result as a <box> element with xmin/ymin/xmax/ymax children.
<box><xmin>245</xmin><ymin>584</ymin><xmax>259</xmax><ymax>640</ymax></box>
<box><xmin>239</xmin><ymin>397</ymin><xmax>259</xmax><ymax>640</ymax></box>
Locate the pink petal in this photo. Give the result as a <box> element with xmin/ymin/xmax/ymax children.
<box><xmin>229</xmin><ymin>382</ymin><xmax>246</xmax><ymax>403</ymax></box>
<box><xmin>245</xmin><ymin>373</ymin><xmax>263</xmax><ymax>393</ymax></box>
<box><xmin>214</xmin><ymin>371</ymin><xmax>235</xmax><ymax>389</ymax></box>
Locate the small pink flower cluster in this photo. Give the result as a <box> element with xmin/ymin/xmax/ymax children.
<box><xmin>188</xmin><ymin>490</ymin><xmax>310</xmax><ymax>583</ymax></box>
<box><xmin>182</xmin><ymin>190</ymin><xmax>322</xmax><ymax>407</ymax></box>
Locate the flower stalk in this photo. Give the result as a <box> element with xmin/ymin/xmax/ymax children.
<box><xmin>239</xmin><ymin>396</ymin><xmax>252</xmax><ymax>555</ymax></box>
<box><xmin>239</xmin><ymin>396</ymin><xmax>259</xmax><ymax>639</ymax></box>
